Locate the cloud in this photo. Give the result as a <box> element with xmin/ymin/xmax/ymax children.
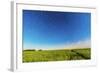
<box><xmin>63</xmin><ymin>39</ymin><xmax>91</xmax><ymax>49</ymax></box>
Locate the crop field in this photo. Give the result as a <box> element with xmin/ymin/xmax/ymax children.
<box><xmin>23</xmin><ymin>48</ymin><xmax>91</xmax><ymax>63</ymax></box>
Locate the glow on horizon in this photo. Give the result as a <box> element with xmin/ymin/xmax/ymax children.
<box><xmin>23</xmin><ymin>39</ymin><xmax>91</xmax><ymax>50</ymax></box>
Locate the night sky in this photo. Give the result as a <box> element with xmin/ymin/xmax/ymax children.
<box><xmin>23</xmin><ymin>10</ymin><xmax>91</xmax><ymax>49</ymax></box>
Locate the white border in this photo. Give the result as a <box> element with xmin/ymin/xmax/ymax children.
<box><xmin>11</xmin><ymin>1</ymin><xmax>97</xmax><ymax>72</ymax></box>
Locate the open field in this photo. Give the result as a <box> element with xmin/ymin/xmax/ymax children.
<box><xmin>23</xmin><ymin>48</ymin><xmax>91</xmax><ymax>63</ymax></box>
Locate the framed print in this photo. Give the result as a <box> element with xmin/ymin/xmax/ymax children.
<box><xmin>11</xmin><ymin>1</ymin><xmax>97</xmax><ymax>71</ymax></box>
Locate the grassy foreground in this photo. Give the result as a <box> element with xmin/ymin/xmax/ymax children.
<box><xmin>23</xmin><ymin>48</ymin><xmax>91</xmax><ymax>63</ymax></box>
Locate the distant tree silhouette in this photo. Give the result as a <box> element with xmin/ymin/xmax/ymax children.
<box><xmin>38</xmin><ymin>49</ymin><xmax>42</xmax><ymax>51</ymax></box>
<box><xmin>32</xmin><ymin>49</ymin><xmax>36</xmax><ymax>51</ymax></box>
<box><xmin>25</xmin><ymin>49</ymin><xmax>36</xmax><ymax>51</ymax></box>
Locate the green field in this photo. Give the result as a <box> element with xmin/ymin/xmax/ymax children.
<box><xmin>23</xmin><ymin>48</ymin><xmax>91</xmax><ymax>63</ymax></box>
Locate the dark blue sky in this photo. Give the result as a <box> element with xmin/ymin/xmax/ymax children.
<box><xmin>23</xmin><ymin>10</ymin><xmax>91</xmax><ymax>49</ymax></box>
